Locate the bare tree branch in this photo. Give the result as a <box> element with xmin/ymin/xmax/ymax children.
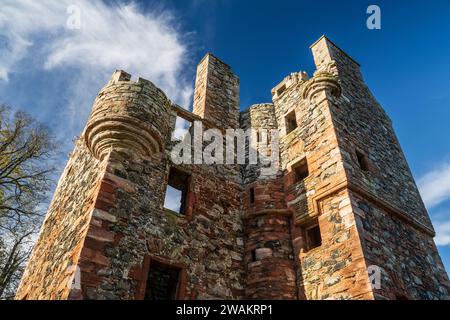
<box><xmin>0</xmin><ymin>104</ymin><xmax>57</xmax><ymax>299</ymax></box>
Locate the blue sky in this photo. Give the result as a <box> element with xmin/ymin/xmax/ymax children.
<box><xmin>1</xmin><ymin>1</ymin><xmax>450</xmax><ymax>272</ymax></box>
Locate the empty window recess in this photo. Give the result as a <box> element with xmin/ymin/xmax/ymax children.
<box><xmin>356</xmin><ymin>150</ymin><xmax>370</xmax><ymax>172</ymax></box>
<box><xmin>305</xmin><ymin>224</ymin><xmax>322</xmax><ymax>251</ymax></box>
<box><xmin>144</xmin><ymin>261</ymin><xmax>181</xmax><ymax>300</ymax></box>
<box><xmin>172</xmin><ymin>116</ymin><xmax>192</xmax><ymax>140</ymax></box>
<box><xmin>293</xmin><ymin>158</ymin><xmax>309</xmax><ymax>183</ymax></box>
<box><xmin>277</xmin><ymin>84</ymin><xmax>286</xmax><ymax>96</ymax></box>
<box><xmin>285</xmin><ymin>110</ymin><xmax>298</xmax><ymax>134</ymax></box>
<box><xmin>251</xmin><ymin>249</ymin><xmax>257</xmax><ymax>262</ymax></box>
<box><xmin>249</xmin><ymin>187</ymin><xmax>255</xmax><ymax>204</ymax></box>
<box><xmin>164</xmin><ymin>167</ymin><xmax>191</xmax><ymax>214</ymax></box>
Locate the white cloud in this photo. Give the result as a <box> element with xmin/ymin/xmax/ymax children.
<box><xmin>0</xmin><ymin>68</ymin><xmax>7</xmax><ymax>82</ymax></box>
<box><xmin>418</xmin><ymin>163</ymin><xmax>450</xmax><ymax>209</ymax></box>
<box><xmin>434</xmin><ymin>221</ymin><xmax>450</xmax><ymax>246</ymax></box>
<box><xmin>0</xmin><ymin>0</ymin><xmax>193</xmax><ymax>120</ymax></box>
<box><xmin>418</xmin><ymin>162</ymin><xmax>450</xmax><ymax>246</ymax></box>
<box><xmin>43</xmin><ymin>1</ymin><xmax>188</xmax><ymax>98</ymax></box>
<box><xmin>0</xmin><ymin>1</ymin><xmax>62</xmax><ymax>82</ymax></box>
<box><xmin>0</xmin><ymin>0</ymin><xmax>195</xmax><ymax>173</ymax></box>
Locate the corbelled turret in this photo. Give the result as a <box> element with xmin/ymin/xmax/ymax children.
<box><xmin>85</xmin><ymin>70</ymin><xmax>172</xmax><ymax>161</ymax></box>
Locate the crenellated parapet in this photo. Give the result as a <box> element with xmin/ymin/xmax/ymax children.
<box><xmin>271</xmin><ymin>71</ymin><xmax>309</xmax><ymax>100</ymax></box>
<box><xmin>85</xmin><ymin>70</ymin><xmax>172</xmax><ymax>160</ymax></box>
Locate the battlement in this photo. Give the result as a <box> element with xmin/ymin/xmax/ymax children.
<box><xmin>107</xmin><ymin>70</ymin><xmax>170</xmax><ymax>101</ymax></box>
<box><xmin>240</xmin><ymin>103</ymin><xmax>277</xmax><ymax>131</ymax></box>
<box><xmin>110</xmin><ymin>69</ymin><xmax>131</xmax><ymax>82</ymax></box>
<box><xmin>271</xmin><ymin>71</ymin><xmax>309</xmax><ymax>99</ymax></box>
<box><xmin>247</xmin><ymin>102</ymin><xmax>275</xmax><ymax>111</ymax></box>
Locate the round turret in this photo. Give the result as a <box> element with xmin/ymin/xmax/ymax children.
<box><xmin>85</xmin><ymin>70</ymin><xmax>172</xmax><ymax>160</ymax></box>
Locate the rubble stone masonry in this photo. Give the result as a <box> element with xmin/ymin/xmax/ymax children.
<box><xmin>16</xmin><ymin>36</ymin><xmax>449</xmax><ymax>300</ymax></box>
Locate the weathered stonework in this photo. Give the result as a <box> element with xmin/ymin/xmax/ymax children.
<box><xmin>16</xmin><ymin>36</ymin><xmax>449</xmax><ymax>300</ymax></box>
<box><xmin>15</xmin><ymin>139</ymin><xmax>108</xmax><ymax>299</ymax></box>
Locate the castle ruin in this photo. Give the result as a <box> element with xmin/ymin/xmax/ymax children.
<box><xmin>16</xmin><ymin>36</ymin><xmax>449</xmax><ymax>300</ymax></box>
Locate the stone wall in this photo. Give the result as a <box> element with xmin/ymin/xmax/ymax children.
<box><xmin>17</xmin><ymin>61</ymin><xmax>246</xmax><ymax>300</ymax></box>
<box><xmin>15</xmin><ymin>139</ymin><xmax>107</xmax><ymax>299</ymax></box>
<box><xmin>351</xmin><ymin>191</ymin><xmax>449</xmax><ymax>299</ymax></box>
<box><xmin>271</xmin><ymin>70</ymin><xmax>347</xmax><ymax>224</ymax></box>
<box><xmin>311</xmin><ymin>36</ymin><xmax>432</xmax><ymax>230</ymax></box>
<box><xmin>297</xmin><ymin>189</ymin><xmax>372</xmax><ymax>300</ymax></box>
<box><xmin>72</xmin><ymin>59</ymin><xmax>246</xmax><ymax>299</ymax></box>
<box><xmin>269</xmin><ymin>57</ymin><xmax>374</xmax><ymax>300</ymax></box>
<box><xmin>244</xmin><ymin>213</ymin><xmax>297</xmax><ymax>299</ymax></box>
<box><xmin>77</xmin><ymin>155</ymin><xmax>245</xmax><ymax>300</ymax></box>
<box><xmin>193</xmin><ymin>53</ymin><xmax>240</xmax><ymax>129</ymax></box>
<box><xmin>240</xmin><ymin>104</ymin><xmax>297</xmax><ymax>299</ymax></box>
<box><xmin>309</xmin><ymin>36</ymin><xmax>449</xmax><ymax>299</ymax></box>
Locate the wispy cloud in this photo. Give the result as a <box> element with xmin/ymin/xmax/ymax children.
<box><xmin>434</xmin><ymin>221</ymin><xmax>450</xmax><ymax>246</ymax></box>
<box><xmin>418</xmin><ymin>162</ymin><xmax>450</xmax><ymax>209</ymax></box>
<box><xmin>418</xmin><ymin>162</ymin><xmax>450</xmax><ymax>246</ymax></box>
<box><xmin>0</xmin><ymin>0</ymin><xmax>192</xmax><ymax>102</ymax></box>
<box><xmin>0</xmin><ymin>0</ymin><xmax>193</xmax><ymax>145</ymax></box>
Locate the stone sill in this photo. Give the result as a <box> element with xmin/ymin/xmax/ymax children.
<box><xmin>283</xmin><ymin>128</ymin><xmax>300</xmax><ymax>142</ymax></box>
<box><xmin>300</xmin><ymin>245</ymin><xmax>323</xmax><ymax>258</ymax></box>
<box><xmin>163</xmin><ymin>207</ymin><xmax>187</xmax><ymax>220</ymax></box>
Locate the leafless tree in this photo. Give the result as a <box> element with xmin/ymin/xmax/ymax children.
<box><xmin>0</xmin><ymin>105</ymin><xmax>56</xmax><ymax>299</ymax></box>
<box><xmin>0</xmin><ymin>223</ymin><xmax>36</xmax><ymax>299</ymax></box>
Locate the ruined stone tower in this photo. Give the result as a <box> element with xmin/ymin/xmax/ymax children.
<box><xmin>16</xmin><ymin>36</ymin><xmax>449</xmax><ymax>300</ymax></box>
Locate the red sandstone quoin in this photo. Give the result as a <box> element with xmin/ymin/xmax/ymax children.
<box><xmin>15</xmin><ymin>36</ymin><xmax>450</xmax><ymax>300</ymax></box>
